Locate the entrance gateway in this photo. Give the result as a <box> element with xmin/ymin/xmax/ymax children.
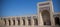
<box><xmin>37</xmin><ymin>1</ymin><xmax>55</xmax><ymax>26</ymax></box>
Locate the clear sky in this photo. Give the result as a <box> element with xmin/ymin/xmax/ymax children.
<box><xmin>0</xmin><ymin>0</ymin><xmax>60</xmax><ymax>16</ymax></box>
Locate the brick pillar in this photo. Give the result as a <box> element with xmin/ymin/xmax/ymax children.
<box><xmin>15</xmin><ymin>17</ymin><xmax>18</xmax><ymax>26</ymax></box>
<box><xmin>6</xmin><ymin>19</ymin><xmax>9</xmax><ymax>26</ymax></box>
<box><xmin>25</xmin><ymin>17</ymin><xmax>28</xmax><ymax>27</ymax></box>
<box><xmin>38</xmin><ymin>12</ymin><xmax>44</xmax><ymax>26</ymax></box>
<box><xmin>10</xmin><ymin>18</ymin><xmax>13</xmax><ymax>26</ymax></box>
<box><xmin>31</xmin><ymin>16</ymin><xmax>34</xmax><ymax>27</ymax></box>
<box><xmin>20</xmin><ymin>17</ymin><xmax>23</xmax><ymax>26</ymax></box>
<box><xmin>50</xmin><ymin>1</ymin><xmax>55</xmax><ymax>26</ymax></box>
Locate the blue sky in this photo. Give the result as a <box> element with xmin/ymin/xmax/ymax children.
<box><xmin>0</xmin><ymin>0</ymin><xmax>60</xmax><ymax>16</ymax></box>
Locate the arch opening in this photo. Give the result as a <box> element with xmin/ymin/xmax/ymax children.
<box><xmin>41</xmin><ymin>10</ymin><xmax>51</xmax><ymax>25</ymax></box>
<box><xmin>28</xmin><ymin>19</ymin><xmax>31</xmax><ymax>25</ymax></box>
<box><xmin>55</xmin><ymin>17</ymin><xmax>60</xmax><ymax>25</ymax></box>
<box><xmin>4</xmin><ymin>19</ymin><xmax>6</xmax><ymax>25</ymax></box>
<box><xmin>17</xmin><ymin>20</ymin><xmax>20</xmax><ymax>25</ymax></box>
<box><xmin>13</xmin><ymin>20</ymin><xmax>15</xmax><ymax>25</ymax></box>
<box><xmin>34</xmin><ymin>18</ymin><xmax>38</xmax><ymax>25</ymax></box>
<box><xmin>23</xmin><ymin>19</ymin><xmax>25</xmax><ymax>25</ymax></box>
<box><xmin>8</xmin><ymin>20</ymin><xmax>11</xmax><ymax>26</ymax></box>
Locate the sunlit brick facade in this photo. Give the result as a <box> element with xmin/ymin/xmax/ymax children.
<box><xmin>0</xmin><ymin>1</ymin><xmax>60</xmax><ymax>27</ymax></box>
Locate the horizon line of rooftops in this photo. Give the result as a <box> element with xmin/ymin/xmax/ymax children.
<box><xmin>0</xmin><ymin>12</ymin><xmax>60</xmax><ymax>18</ymax></box>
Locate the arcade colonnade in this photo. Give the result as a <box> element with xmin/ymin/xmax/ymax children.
<box><xmin>1</xmin><ymin>15</ymin><xmax>39</xmax><ymax>27</ymax></box>
<box><xmin>0</xmin><ymin>14</ymin><xmax>56</xmax><ymax>27</ymax></box>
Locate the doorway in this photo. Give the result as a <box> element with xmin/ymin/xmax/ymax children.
<box><xmin>55</xmin><ymin>17</ymin><xmax>60</xmax><ymax>25</ymax></box>
<box><xmin>41</xmin><ymin>10</ymin><xmax>51</xmax><ymax>25</ymax></box>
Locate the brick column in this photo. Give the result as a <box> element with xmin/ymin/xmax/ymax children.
<box><xmin>20</xmin><ymin>17</ymin><xmax>23</xmax><ymax>26</ymax></box>
<box><xmin>31</xmin><ymin>16</ymin><xmax>34</xmax><ymax>27</ymax></box>
<box><xmin>6</xmin><ymin>19</ymin><xmax>9</xmax><ymax>26</ymax></box>
<box><xmin>38</xmin><ymin>12</ymin><xmax>44</xmax><ymax>26</ymax></box>
<box><xmin>15</xmin><ymin>17</ymin><xmax>18</xmax><ymax>26</ymax></box>
<box><xmin>25</xmin><ymin>17</ymin><xmax>28</xmax><ymax>27</ymax></box>
<box><xmin>10</xmin><ymin>18</ymin><xmax>13</xmax><ymax>26</ymax></box>
<box><xmin>50</xmin><ymin>11</ymin><xmax>55</xmax><ymax>26</ymax></box>
<box><xmin>50</xmin><ymin>1</ymin><xmax>55</xmax><ymax>26</ymax></box>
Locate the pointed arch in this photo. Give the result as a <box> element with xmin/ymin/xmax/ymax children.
<box><xmin>41</xmin><ymin>10</ymin><xmax>51</xmax><ymax>25</ymax></box>
<box><xmin>55</xmin><ymin>17</ymin><xmax>60</xmax><ymax>25</ymax></box>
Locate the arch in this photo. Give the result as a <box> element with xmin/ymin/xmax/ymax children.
<box><xmin>13</xmin><ymin>20</ymin><xmax>15</xmax><ymax>25</ymax></box>
<box><xmin>23</xmin><ymin>19</ymin><xmax>25</xmax><ymax>25</ymax></box>
<box><xmin>55</xmin><ymin>17</ymin><xmax>60</xmax><ymax>25</ymax></box>
<box><xmin>34</xmin><ymin>18</ymin><xmax>38</xmax><ymax>25</ymax></box>
<box><xmin>8</xmin><ymin>20</ymin><xmax>11</xmax><ymax>26</ymax></box>
<box><xmin>17</xmin><ymin>19</ymin><xmax>20</xmax><ymax>25</ymax></box>
<box><xmin>4</xmin><ymin>18</ymin><xmax>6</xmax><ymax>25</ymax></box>
<box><xmin>28</xmin><ymin>19</ymin><xmax>31</xmax><ymax>25</ymax></box>
<box><xmin>17</xmin><ymin>17</ymin><xmax>20</xmax><ymax>25</ymax></box>
<box><xmin>41</xmin><ymin>10</ymin><xmax>51</xmax><ymax>25</ymax></box>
